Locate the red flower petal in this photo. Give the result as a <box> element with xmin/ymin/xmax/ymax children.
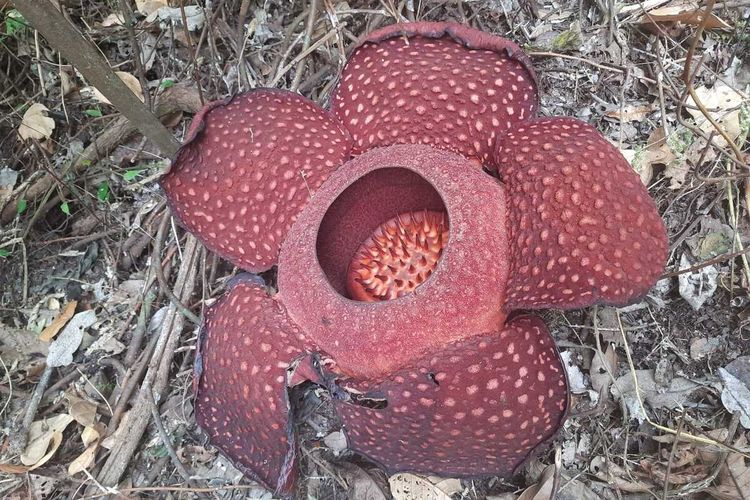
<box><xmin>162</xmin><ymin>89</ymin><xmax>353</xmax><ymax>272</ymax></box>
<box><xmin>334</xmin><ymin>315</ymin><xmax>568</xmax><ymax>477</ymax></box>
<box><xmin>494</xmin><ymin>117</ymin><xmax>668</xmax><ymax>310</ymax></box>
<box><xmin>194</xmin><ymin>275</ymin><xmax>313</xmax><ymax>495</ymax></box>
<box><xmin>330</xmin><ymin>22</ymin><xmax>537</xmax><ymax>164</ymax></box>
<box><xmin>278</xmin><ymin>144</ymin><xmax>510</xmax><ymax>379</ymax></box>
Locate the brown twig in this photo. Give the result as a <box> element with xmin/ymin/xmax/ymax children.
<box><xmin>93</xmin><ymin>235</ymin><xmax>200</xmax><ymax>492</ymax></box>
<box><xmin>661</xmin><ymin>246</ymin><xmax>750</xmax><ymax>278</ymax></box>
<box><xmin>144</xmin><ymin>382</ymin><xmax>195</xmax><ymax>485</ymax></box>
<box><xmin>154</xmin><ymin>212</ymin><xmax>200</xmax><ymax>325</ymax></box>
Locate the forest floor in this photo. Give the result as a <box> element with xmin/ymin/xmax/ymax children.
<box><xmin>1</xmin><ymin>0</ymin><xmax>749</xmax><ymax>499</ymax></box>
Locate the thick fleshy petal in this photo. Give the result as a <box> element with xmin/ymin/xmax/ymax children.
<box><xmin>162</xmin><ymin>89</ymin><xmax>353</xmax><ymax>272</ymax></box>
<box><xmin>330</xmin><ymin>22</ymin><xmax>537</xmax><ymax>164</ymax></box>
<box><xmin>278</xmin><ymin>144</ymin><xmax>510</xmax><ymax>379</ymax></box>
<box><xmin>333</xmin><ymin>315</ymin><xmax>568</xmax><ymax>477</ymax></box>
<box><xmin>194</xmin><ymin>275</ymin><xmax>314</xmax><ymax>495</ymax></box>
<box><xmin>494</xmin><ymin>117</ymin><xmax>668</xmax><ymax>310</ymax></box>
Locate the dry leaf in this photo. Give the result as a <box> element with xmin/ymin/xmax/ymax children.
<box><xmin>611</xmin><ymin>369</ymin><xmax>701</xmax><ymax>422</ymax></box>
<box><xmin>430</xmin><ymin>477</ymin><xmax>462</xmax><ymax>496</ymax></box>
<box><xmin>706</xmin><ymin>435</ymin><xmax>750</xmax><ymax>500</ymax></box>
<box><xmin>100</xmin><ymin>12</ymin><xmax>125</xmax><ymax>27</ymax></box>
<box><xmin>18</xmin><ymin>103</ymin><xmax>55</xmax><ymax>141</ymax></box>
<box><xmin>0</xmin><ymin>463</ymin><xmax>32</xmax><ymax>474</ymax></box>
<box><xmin>719</xmin><ymin>357</ymin><xmax>750</xmax><ymax>428</ymax></box>
<box><xmin>68</xmin><ymin>425</ymin><xmax>102</xmax><ymax>476</ymax></box>
<box><xmin>590</xmin><ymin>344</ymin><xmax>618</xmax><ymax>397</ymax></box>
<box><xmin>67</xmin><ymin>395</ymin><xmax>98</xmax><ymax>427</ymax></box>
<box><xmin>604</xmin><ymin>102</ymin><xmax>658</xmax><ymax>122</ymax></box>
<box><xmin>639</xmin><ymin>0</ymin><xmax>730</xmax><ymax>30</ymax></box>
<box><xmin>39</xmin><ymin>301</ymin><xmax>77</xmax><ymax>342</ymax></box>
<box><xmin>518</xmin><ymin>464</ymin><xmax>554</xmax><ymax>500</ymax></box>
<box><xmin>686</xmin><ymin>82</ymin><xmax>747</xmax><ymax>148</ymax></box>
<box><xmin>390</xmin><ymin>473</ymin><xmax>452</xmax><ymax>500</ymax></box>
<box><xmin>20</xmin><ymin>414</ymin><xmax>75</xmax><ymax>467</ymax></box>
<box><xmin>47</xmin><ymin>310</ymin><xmax>96</xmax><ymax>368</ymax></box>
<box><xmin>92</xmin><ymin>71</ymin><xmax>144</xmax><ymax>105</ymax></box>
<box><xmin>591</xmin><ymin>456</ymin><xmax>655</xmax><ymax>492</ymax></box>
<box><xmin>678</xmin><ymin>254</ymin><xmax>718</xmax><ymax>311</ymax></box>
<box><xmin>136</xmin><ymin>0</ymin><xmax>168</xmax><ymax>16</ymax></box>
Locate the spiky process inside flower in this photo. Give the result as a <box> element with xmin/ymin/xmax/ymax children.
<box><xmin>346</xmin><ymin>210</ymin><xmax>448</xmax><ymax>301</ymax></box>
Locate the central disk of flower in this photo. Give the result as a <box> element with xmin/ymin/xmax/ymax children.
<box><xmin>346</xmin><ymin>211</ymin><xmax>449</xmax><ymax>302</ymax></box>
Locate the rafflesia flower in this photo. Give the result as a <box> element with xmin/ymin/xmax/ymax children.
<box><xmin>162</xmin><ymin>22</ymin><xmax>668</xmax><ymax>496</ymax></box>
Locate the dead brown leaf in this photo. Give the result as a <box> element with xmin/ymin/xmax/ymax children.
<box><xmin>639</xmin><ymin>0</ymin><xmax>731</xmax><ymax>30</ymax></box>
<box><xmin>39</xmin><ymin>301</ymin><xmax>77</xmax><ymax>342</ymax></box>
<box><xmin>17</xmin><ymin>103</ymin><xmax>55</xmax><ymax>142</ymax></box>
<box><xmin>20</xmin><ymin>414</ymin><xmax>75</xmax><ymax>468</ymax></box>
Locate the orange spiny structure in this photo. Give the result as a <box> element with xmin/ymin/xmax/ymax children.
<box><xmin>346</xmin><ymin>211</ymin><xmax>448</xmax><ymax>301</ymax></box>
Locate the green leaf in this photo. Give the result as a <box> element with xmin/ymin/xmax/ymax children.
<box><xmin>17</xmin><ymin>199</ymin><xmax>27</xmax><ymax>215</ymax></box>
<box><xmin>5</xmin><ymin>9</ymin><xmax>26</xmax><ymax>37</ymax></box>
<box><xmin>160</xmin><ymin>79</ymin><xmax>175</xmax><ymax>90</ymax></box>
<box><xmin>97</xmin><ymin>182</ymin><xmax>110</xmax><ymax>202</ymax></box>
<box><xmin>123</xmin><ymin>169</ymin><xmax>144</xmax><ymax>182</ymax></box>
<box><xmin>0</xmin><ymin>249</ymin><xmax>10</xmax><ymax>258</ymax></box>
<box><xmin>60</xmin><ymin>202</ymin><xmax>71</xmax><ymax>216</ymax></box>
<box><xmin>85</xmin><ymin>108</ymin><xmax>103</xmax><ymax>118</ymax></box>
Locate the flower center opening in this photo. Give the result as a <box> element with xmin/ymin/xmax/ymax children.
<box><xmin>346</xmin><ymin>211</ymin><xmax>449</xmax><ymax>302</ymax></box>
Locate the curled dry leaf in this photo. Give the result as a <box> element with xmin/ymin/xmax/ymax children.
<box><xmin>638</xmin><ymin>0</ymin><xmax>731</xmax><ymax>30</ymax></box>
<box><xmin>92</xmin><ymin>71</ymin><xmax>144</xmax><ymax>105</ymax></box>
<box><xmin>389</xmin><ymin>473</ymin><xmax>452</xmax><ymax>500</ymax></box>
<box><xmin>68</xmin><ymin>426</ymin><xmax>101</xmax><ymax>476</ymax></box>
<box><xmin>18</xmin><ymin>103</ymin><xmax>55</xmax><ymax>141</ymax></box>
<box><xmin>20</xmin><ymin>414</ymin><xmax>75</xmax><ymax>467</ymax></box>
<box><xmin>518</xmin><ymin>464</ymin><xmax>554</xmax><ymax>500</ymax></box>
<box><xmin>39</xmin><ymin>301</ymin><xmax>77</xmax><ymax>342</ymax></box>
